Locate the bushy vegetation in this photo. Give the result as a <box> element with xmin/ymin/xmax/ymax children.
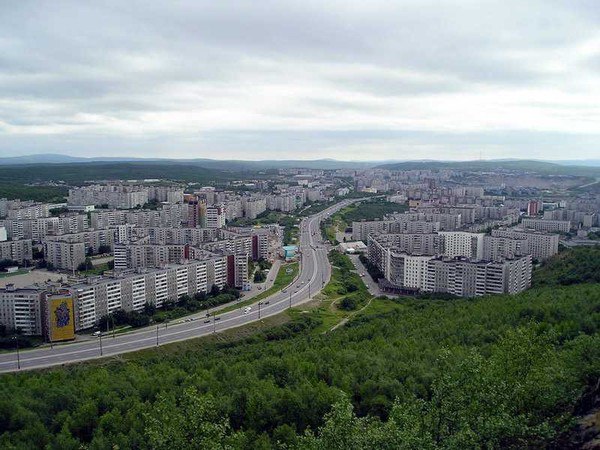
<box><xmin>334</xmin><ymin>198</ymin><xmax>407</xmax><ymax>225</ymax></box>
<box><xmin>533</xmin><ymin>246</ymin><xmax>600</xmax><ymax>286</ymax></box>
<box><xmin>1</xmin><ymin>249</ymin><xmax>600</xmax><ymax>448</ymax></box>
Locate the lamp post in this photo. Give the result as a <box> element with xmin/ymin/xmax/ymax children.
<box><xmin>98</xmin><ymin>332</ymin><xmax>103</xmax><ymax>356</ymax></box>
<box><xmin>155</xmin><ymin>324</ymin><xmax>159</xmax><ymax>346</ymax></box>
<box><xmin>289</xmin><ymin>291</ymin><xmax>292</xmax><ymax>309</ymax></box>
<box><xmin>212</xmin><ymin>312</ymin><xmax>216</xmax><ymax>333</ymax></box>
<box><xmin>258</xmin><ymin>301</ymin><xmax>263</xmax><ymax>319</ymax></box>
<box><xmin>12</xmin><ymin>336</ymin><xmax>20</xmax><ymax>370</ymax></box>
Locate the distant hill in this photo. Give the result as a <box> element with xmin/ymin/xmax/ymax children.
<box><xmin>376</xmin><ymin>159</ymin><xmax>600</xmax><ymax>176</ymax></box>
<box><xmin>0</xmin><ymin>161</ymin><xmax>232</xmax><ymax>185</ymax></box>
<box><xmin>0</xmin><ymin>154</ymin><xmax>379</xmax><ymax>170</ymax></box>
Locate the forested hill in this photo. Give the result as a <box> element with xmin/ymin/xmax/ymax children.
<box><xmin>0</xmin><ymin>162</ymin><xmax>233</xmax><ymax>185</ymax></box>
<box><xmin>1</xmin><ymin>250</ymin><xmax>599</xmax><ymax>448</ymax></box>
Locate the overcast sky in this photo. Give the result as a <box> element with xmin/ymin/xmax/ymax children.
<box><xmin>1</xmin><ymin>1</ymin><xmax>599</xmax><ymax>161</ymax></box>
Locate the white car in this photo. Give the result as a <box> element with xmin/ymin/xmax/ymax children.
<box><xmin>243</xmin><ymin>306</ymin><xmax>252</xmax><ymax>314</ymax></box>
<box><xmin>92</xmin><ymin>331</ymin><xmax>101</xmax><ymax>337</ymax></box>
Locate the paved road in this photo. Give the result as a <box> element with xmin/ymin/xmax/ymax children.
<box><xmin>0</xmin><ymin>199</ymin><xmax>361</xmax><ymax>373</ymax></box>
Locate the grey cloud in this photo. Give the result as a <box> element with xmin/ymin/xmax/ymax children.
<box><xmin>0</xmin><ymin>1</ymin><xmax>599</xmax><ymax>160</ymax></box>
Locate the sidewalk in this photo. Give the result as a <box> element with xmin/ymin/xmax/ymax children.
<box><xmin>347</xmin><ymin>254</ymin><xmax>395</xmax><ymax>298</ymax></box>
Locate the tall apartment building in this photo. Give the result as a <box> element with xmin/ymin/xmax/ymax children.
<box><xmin>225</xmin><ymin>199</ymin><xmax>243</xmax><ymax>221</ymax></box>
<box><xmin>206</xmin><ymin>204</ymin><xmax>226</xmax><ymax>228</ymax></box>
<box><xmin>0</xmin><ymin>285</ymin><xmax>43</xmax><ymax>335</ymax></box>
<box><xmin>1</xmin><ymin>217</ymin><xmax>63</xmax><ymax>240</ymax></box>
<box><xmin>44</xmin><ymin>240</ymin><xmax>86</xmax><ymax>270</ymax></box>
<box><xmin>438</xmin><ymin>231</ymin><xmax>484</xmax><ymax>259</ymax></box>
<box><xmin>367</xmin><ymin>233</ymin><xmax>443</xmax><ymax>257</ymax></box>
<box><xmin>491</xmin><ymin>228</ymin><xmax>559</xmax><ymax>261</ymax></box>
<box><xmin>482</xmin><ymin>235</ymin><xmax>528</xmax><ymax>261</ymax></box>
<box><xmin>45</xmin><ymin>229</ymin><xmax>116</xmax><ymax>255</ymax></box>
<box><xmin>242</xmin><ymin>197</ymin><xmax>267</xmax><ymax>219</ymax></box>
<box><xmin>527</xmin><ymin>200</ymin><xmax>541</xmax><ymax>217</ymax></box>
<box><xmin>147</xmin><ymin>186</ymin><xmax>184</xmax><ymax>204</ymax></box>
<box><xmin>0</xmin><ymin>239</ymin><xmax>33</xmax><ymax>264</ymax></box>
<box><xmin>352</xmin><ymin>218</ymin><xmax>440</xmax><ymax>241</ymax></box>
<box><xmin>187</xmin><ymin>198</ymin><xmax>207</xmax><ymax>228</ymax></box>
<box><xmin>266</xmin><ymin>193</ymin><xmax>297</xmax><ymax>212</ymax></box>
<box><xmin>520</xmin><ymin>218</ymin><xmax>571</xmax><ymax>233</ymax></box>
<box><xmin>424</xmin><ymin>255</ymin><xmax>532</xmax><ymax>297</ymax></box>
<box><xmin>6</xmin><ymin>203</ymin><xmax>50</xmax><ymax>220</ymax></box>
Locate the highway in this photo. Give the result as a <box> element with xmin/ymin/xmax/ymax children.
<box><xmin>0</xmin><ymin>199</ymin><xmax>358</xmax><ymax>373</ymax></box>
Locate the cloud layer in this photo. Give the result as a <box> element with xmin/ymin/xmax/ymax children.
<box><xmin>1</xmin><ymin>1</ymin><xmax>599</xmax><ymax>160</ymax></box>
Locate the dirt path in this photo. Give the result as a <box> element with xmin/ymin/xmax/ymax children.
<box><xmin>329</xmin><ymin>295</ymin><xmax>374</xmax><ymax>332</ymax></box>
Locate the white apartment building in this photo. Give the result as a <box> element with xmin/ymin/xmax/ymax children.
<box><xmin>206</xmin><ymin>204</ymin><xmax>226</xmax><ymax>228</ymax></box>
<box><xmin>438</xmin><ymin>231</ymin><xmax>484</xmax><ymax>260</ymax></box>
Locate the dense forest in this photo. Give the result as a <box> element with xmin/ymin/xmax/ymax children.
<box><xmin>0</xmin><ymin>184</ymin><xmax>68</xmax><ymax>202</ymax></box>
<box><xmin>334</xmin><ymin>198</ymin><xmax>407</xmax><ymax>225</ymax></box>
<box><xmin>0</xmin><ymin>162</ymin><xmax>235</xmax><ymax>185</ymax></box>
<box><xmin>533</xmin><ymin>246</ymin><xmax>600</xmax><ymax>286</ymax></box>
<box><xmin>1</xmin><ymin>249</ymin><xmax>599</xmax><ymax>448</ymax></box>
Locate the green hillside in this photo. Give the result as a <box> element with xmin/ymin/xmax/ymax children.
<box><xmin>0</xmin><ymin>162</ymin><xmax>234</xmax><ymax>185</ymax></box>
<box><xmin>1</xmin><ymin>278</ymin><xmax>599</xmax><ymax>448</ymax></box>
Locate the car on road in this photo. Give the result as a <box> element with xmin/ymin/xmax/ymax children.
<box><xmin>257</xmin><ymin>286</ymin><xmax>262</xmax><ymax>290</ymax></box>
<box><xmin>204</xmin><ymin>320</ymin><xmax>211</xmax><ymax>324</ymax></box>
<box><xmin>282</xmin><ymin>289</ymin><xmax>287</xmax><ymax>293</ymax></box>
<box><xmin>243</xmin><ymin>306</ymin><xmax>252</xmax><ymax>314</ymax></box>
<box><xmin>215</xmin><ymin>317</ymin><xmax>221</xmax><ymax>321</ymax></box>
<box><xmin>92</xmin><ymin>331</ymin><xmax>101</xmax><ymax>337</ymax></box>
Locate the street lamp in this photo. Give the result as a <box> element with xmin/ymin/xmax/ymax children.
<box><xmin>98</xmin><ymin>332</ymin><xmax>103</xmax><ymax>356</ymax></box>
<box><xmin>155</xmin><ymin>324</ymin><xmax>159</xmax><ymax>346</ymax></box>
<box><xmin>289</xmin><ymin>291</ymin><xmax>292</xmax><ymax>309</ymax></box>
<box><xmin>213</xmin><ymin>312</ymin><xmax>216</xmax><ymax>333</ymax></box>
<box><xmin>12</xmin><ymin>336</ymin><xmax>20</xmax><ymax>370</ymax></box>
<box><xmin>258</xmin><ymin>301</ymin><xmax>263</xmax><ymax>319</ymax></box>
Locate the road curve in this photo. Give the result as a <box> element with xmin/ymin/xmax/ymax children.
<box><xmin>0</xmin><ymin>199</ymin><xmax>359</xmax><ymax>373</ymax></box>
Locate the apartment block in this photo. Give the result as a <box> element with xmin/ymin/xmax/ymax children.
<box><xmin>491</xmin><ymin>228</ymin><xmax>559</xmax><ymax>261</ymax></box>
<box><xmin>68</xmin><ymin>185</ymin><xmax>149</xmax><ymax>209</ymax></box>
<box><xmin>521</xmin><ymin>218</ymin><xmax>571</xmax><ymax>233</ymax></box>
<box><xmin>44</xmin><ymin>240</ymin><xmax>86</xmax><ymax>270</ymax></box>
<box><xmin>0</xmin><ymin>239</ymin><xmax>33</xmax><ymax>264</ymax></box>
<box><xmin>0</xmin><ymin>285</ymin><xmax>43</xmax><ymax>335</ymax></box>
<box><xmin>72</xmin><ymin>257</ymin><xmax>228</xmax><ymax>330</ymax></box>
<box><xmin>424</xmin><ymin>255</ymin><xmax>532</xmax><ymax>297</ymax></box>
